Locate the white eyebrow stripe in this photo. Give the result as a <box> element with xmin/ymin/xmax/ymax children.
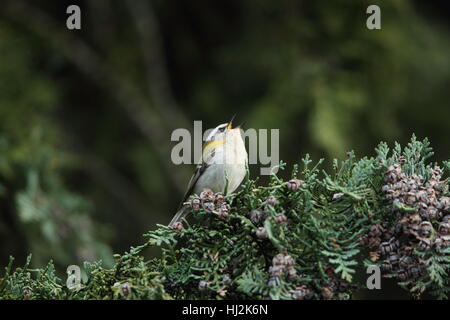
<box><xmin>206</xmin><ymin>123</ymin><xmax>227</xmax><ymax>141</ymax></box>
<box><xmin>206</xmin><ymin>127</ymin><xmax>219</xmax><ymax>141</ymax></box>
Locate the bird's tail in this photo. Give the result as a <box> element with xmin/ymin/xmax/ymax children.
<box><xmin>169</xmin><ymin>205</ymin><xmax>190</xmax><ymax>227</ymax></box>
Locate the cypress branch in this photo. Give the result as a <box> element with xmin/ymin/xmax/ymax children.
<box><xmin>1</xmin><ymin>136</ymin><xmax>450</xmax><ymax>300</ymax></box>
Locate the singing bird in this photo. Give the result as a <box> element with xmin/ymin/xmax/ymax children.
<box><xmin>169</xmin><ymin>118</ymin><xmax>248</xmax><ymax>227</ymax></box>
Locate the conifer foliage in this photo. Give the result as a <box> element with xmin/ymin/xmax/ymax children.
<box><xmin>1</xmin><ymin>136</ymin><xmax>449</xmax><ymax>299</ymax></box>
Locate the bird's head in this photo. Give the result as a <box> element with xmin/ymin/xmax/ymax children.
<box><xmin>205</xmin><ymin>115</ymin><xmax>242</xmax><ymax>143</ymax></box>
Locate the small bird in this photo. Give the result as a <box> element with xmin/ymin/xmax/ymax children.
<box><xmin>169</xmin><ymin>117</ymin><xmax>248</xmax><ymax>227</ymax></box>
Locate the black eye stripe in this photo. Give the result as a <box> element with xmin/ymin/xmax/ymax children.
<box><xmin>207</xmin><ymin>124</ymin><xmax>227</xmax><ymax>141</ymax></box>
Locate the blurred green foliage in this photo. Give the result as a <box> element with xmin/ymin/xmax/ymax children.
<box><xmin>0</xmin><ymin>0</ymin><xmax>449</xmax><ymax>287</ymax></box>
<box><xmin>0</xmin><ymin>22</ymin><xmax>113</xmax><ymax>268</ymax></box>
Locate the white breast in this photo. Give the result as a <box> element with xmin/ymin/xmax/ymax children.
<box><xmin>195</xmin><ymin>129</ymin><xmax>247</xmax><ymax>195</ymax></box>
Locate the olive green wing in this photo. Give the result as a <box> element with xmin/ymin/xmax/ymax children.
<box><xmin>169</xmin><ymin>162</ymin><xmax>208</xmax><ymax>227</ymax></box>
<box><xmin>177</xmin><ymin>161</ymin><xmax>208</xmax><ymax>209</ymax></box>
<box><xmin>178</xmin><ymin>141</ymin><xmax>217</xmax><ymax>208</ymax></box>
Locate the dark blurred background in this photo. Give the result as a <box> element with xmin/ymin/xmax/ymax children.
<box><xmin>0</xmin><ymin>0</ymin><xmax>449</xmax><ymax>290</ymax></box>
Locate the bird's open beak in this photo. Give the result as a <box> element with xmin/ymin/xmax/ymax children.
<box><xmin>235</xmin><ymin>121</ymin><xmax>245</xmax><ymax>129</ymax></box>
<box><xmin>227</xmin><ymin>114</ymin><xmax>236</xmax><ymax>130</ymax></box>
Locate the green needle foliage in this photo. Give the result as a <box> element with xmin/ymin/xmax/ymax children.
<box><xmin>1</xmin><ymin>136</ymin><xmax>449</xmax><ymax>300</ymax></box>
